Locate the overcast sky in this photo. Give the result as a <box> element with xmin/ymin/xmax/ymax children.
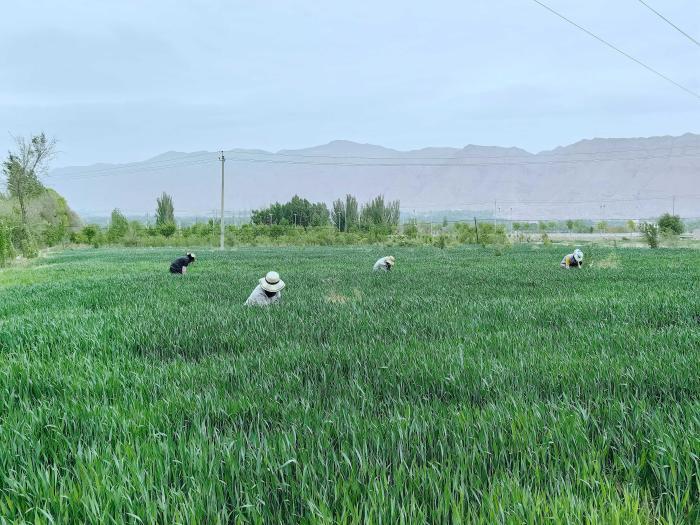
<box><xmin>2</xmin><ymin>0</ymin><xmax>699</xmax><ymax>166</ymax></box>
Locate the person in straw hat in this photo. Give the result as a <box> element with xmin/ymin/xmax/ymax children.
<box><xmin>373</xmin><ymin>255</ymin><xmax>396</xmax><ymax>272</ymax></box>
<box><xmin>560</xmin><ymin>248</ymin><xmax>584</xmax><ymax>269</ymax></box>
<box><xmin>169</xmin><ymin>252</ymin><xmax>196</xmax><ymax>274</ymax></box>
<box><xmin>245</xmin><ymin>271</ymin><xmax>285</xmax><ymax>306</ymax></box>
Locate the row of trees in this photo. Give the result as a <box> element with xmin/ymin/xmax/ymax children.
<box><xmin>251</xmin><ymin>194</ymin><xmax>401</xmax><ymax>230</ymax></box>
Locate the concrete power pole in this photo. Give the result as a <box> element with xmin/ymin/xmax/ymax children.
<box><xmin>219</xmin><ymin>151</ymin><xmax>225</xmax><ymax>250</ymax></box>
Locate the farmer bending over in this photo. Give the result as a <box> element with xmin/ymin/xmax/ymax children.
<box><xmin>373</xmin><ymin>255</ymin><xmax>396</xmax><ymax>272</ymax></box>
<box><xmin>245</xmin><ymin>271</ymin><xmax>285</xmax><ymax>306</ymax></box>
<box><xmin>560</xmin><ymin>249</ymin><xmax>583</xmax><ymax>269</ymax></box>
<box><xmin>169</xmin><ymin>252</ymin><xmax>196</xmax><ymax>274</ymax></box>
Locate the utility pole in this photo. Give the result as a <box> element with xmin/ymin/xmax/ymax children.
<box><xmin>672</xmin><ymin>195</ymin><xmax>676</xmax><ymax>215</ymax></box>
<box><xmin>219</xmin><ymin>151</ymin><xmax>225</xmax><ymax>250</ymax></box>
<box><xmin>494</xmin><ymin>200</ymin><xmax>497</xmax><ymax>228</ymax></box>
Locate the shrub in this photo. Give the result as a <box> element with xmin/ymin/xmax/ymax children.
<box><xmin>404</xmin><ymin>220</ymin><xmax>418</xmax><ymax>239</ymax></box>
<box><xmin>658</xmin><ymin>213</ymin><xmax>684</xmax><ymax>235</ymax></box>
<box><xmin>639</xmin><ymin>222</ymin><xmax>659</xmax><ymax>249</ymax></box>
<box><xmin>108</xmin><ymin>209</ymin><xmax>129</xmax><ymax>242</ymax></box>
<box><xmin>158</xmin><ymin>221</ymin><xmax>177</xmax><ymax>238</ymax></box>
<box><xmin>0</xmin><ymin>221</ymin><xmax>14</xmax><ymax>265</ymax></box>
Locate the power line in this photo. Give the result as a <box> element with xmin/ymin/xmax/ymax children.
<box><xmin>231</xmin><ymin>144</ymin><xmax>700</xmax><ymax>161</ymax></box>
<box><xmin>225</xmin><ymin>151</ymin><xmax>700</xmax><ymax>168</ymax></box>
<box><xmin>635</xmin><ymin>0</ymin><xmax>700</xmax><ymax>49</ymax></box>
<box><xmin>530</xmin><ymin>0</ymin><xmax>700</xmax><ymax>100</ymax></box>
<box><xmin>45</xmin><ymin>149</ymin><xmax>700</xmax><ymax>180</ymax></box>
<box><xmin>46</xmin><ymin>152</ymin><xmax>217</xmax><ymax>179</ymax></box>
<box><xmin>49</xmin><ymin>158</ymin><xmax>218</xmax><ymax>181</ymax></box>
<box><xmin>47</xmin><ymin>143</ymin><xmax>700</xmax><ymax>180</ymax></box>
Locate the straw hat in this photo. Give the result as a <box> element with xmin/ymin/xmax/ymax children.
<box><xmin>260</xmin><ymin>271</ymin><xmax>285</xmax><ymax>293</ymax></box>
<box><xmin>386</xmin><ymin>256</ymin><xmax>396</xmax><ymax>267</ymax></box>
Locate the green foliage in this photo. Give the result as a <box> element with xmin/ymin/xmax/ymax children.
<box><xmin>158</xmin><ymin>221</ymin><xmax>177</xmax><ymax>238</ymax></box>
<box><xmin>107</xmin><ymin>209</ymin><xmax>129</xmax><ymax>242</ymax></box>
<box><xmin>639</xmin><ymin>222</ymin><xmax>659</xmax><ymax>248</ymax></box>
<box><xmin>658</xmin><ymin>213</ymin><xmax>684</xmax><ymax>235</ymax></box>
<box><xmin>566</xmin><ymin>219</ymin><xmax>574</xmax><ymax>231</ymax></box>
<box><xmin>252</xmin><ymin>195</ymin><xmax>330</xmax><ymax>227</ymax></box>
<box><xmin>360</xmin><ymin>194</ymin><xmax>400</xmax><ymax>229</ymax></box>
<box><xmin>455</xmin><ymin>222</ymin><xmax>508</xmax><ymax>245</ymax></box>
<box><xmin>0</xmin><ymin>246</ymin><xmax>698</xmax><ymax>523</ymax></box>
<box><xmin>331</xmin><ymin>194</ymin><xmax>359</xmax><ymax>232</ymax></box>
<box><xmin>596</xmin><ymin>221</ymin><xmax>608</xmax><ymax>233</ymax></box>
<box><xmin>155</xmin><ymin>192</ymin><xmax>175</xmax><ymax>226</ymax></box>
<box><xmin>0</xmin><ymin>220</ymin><xmax>14</xmax><ymax>265</ymax></box>
<box><xmin>403</xmin><ymin>219</ymin><xmax>418</xmax><ymax>239</ymax></box>
<box><xmin>2</xmin><ymin>133</ymin><xmax>55</xmax><ymax>225</ymax></box>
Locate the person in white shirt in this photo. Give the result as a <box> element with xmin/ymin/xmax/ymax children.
<box><xmin>245</xmin><ymin>271</ymin><xmax>285</xmax><ymax>306</ymax></box>
<box><xmin>373</xmin><ymin>255</ymin><xmax>396</xmax><ymax>272</ymax></box>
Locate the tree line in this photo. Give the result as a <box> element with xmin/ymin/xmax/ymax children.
<box><xmin>251</xmin><ymin>194</ymin><xmax>400</xmax><ymax>231</ymax></box>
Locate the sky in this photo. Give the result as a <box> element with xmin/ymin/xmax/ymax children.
<box><xmin>2</xmin><ymin>0</ymin><xmax>700</xmax><ymax>167</ymax></box>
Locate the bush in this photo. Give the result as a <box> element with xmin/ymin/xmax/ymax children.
<box><xmin>0</xmin><ymin>221</ymin><xmax>14</xmax><ymax>266</ymax></box>
<box><xmin>658</xmin><ymin>213</ymin><xmax>684</xmax><ymax>235</ymax></box>
<box><xmin>158</xmin><ymin>221</ymin><xmax>177</xmax><ymax>238</ymax></box>
<box><xmin>404</xmin><ymin>220</ymin><xmax>418</xmax><ymax>239</ymax></box>
<box><xmin>639</xmin><ymin>222</ymin><xmax>659</xmax><ymax>249</ymax></box>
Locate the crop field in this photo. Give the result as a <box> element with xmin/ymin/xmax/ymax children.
<box><xmin>0</xmin><ymin>246</ymin><xmax>699</xmax><ymax>523</ymax></box>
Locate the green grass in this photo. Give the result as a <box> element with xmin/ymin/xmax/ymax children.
<box><xmin>0</xmin><ymin>245</ymin><xmax>699</xmax><ymax>524</ymax></box>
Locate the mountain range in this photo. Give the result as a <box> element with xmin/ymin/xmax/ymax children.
<box><xmin>49</xmin><ymin>133</ymin><xmax>700</xmax><ymax>221</ymax></box>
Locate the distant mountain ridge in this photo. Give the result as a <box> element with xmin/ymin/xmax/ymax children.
<box><xmin>50</xmin><ymin>133</ymin><xmax>700</xmax><ymax>220</ymax></box>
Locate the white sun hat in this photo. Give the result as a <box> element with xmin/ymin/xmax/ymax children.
<box><xmin>260</xmin><ymin>271</ymin><xmax>285</xmax><ymax>293</ymax></box>
<box><xmin>573</xmin><ymin>249</ymin><xmax>583</xmax><ymax>262</ymax></box>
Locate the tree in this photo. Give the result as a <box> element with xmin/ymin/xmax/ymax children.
<box><xmin>251</xmin><ymin>195</ymin><xmax>330</xmax><ymax>227</ymax></box>
<box><xmin>108</xmin><ymin>209</ymin><xmax>129</xmax><ymax>241</ymax></box>
<box><xmin>2</xmin><ymin>133</ymin><xmax>56</xmax><ymax>226</ymax></box>
<box><xmin>156</xmin><ymin>192</ymin><xmax>175</xmax><ymax>226</ymax></box>
<box><xmin>639</xmin><ymin>222</ymin><xmax>659</xmax><ymax>249</ymax></box>
<box><xmin>658</xmin><ymin>213</ymin><xmax>684</xmax><ymax>235</ymax></box>
<box><xmin>331</xmin><ymin>198</ymin><xmax>345</xmax><ymax>231</ymax></box>
<box><xmin>566</xmin><ymin>220</ymin><xmax>574</xmax><ymax>232</ymax></box>
<box><xmin>360</xmin><ymin>195</ymin><xmax>400</xmax><ymax>229</ymax></box>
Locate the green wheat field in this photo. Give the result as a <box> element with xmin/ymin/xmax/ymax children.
<box><xmin>1</xmin><ymin>246</ymin><xmax>699</xmax><ymax>524</ymax></box>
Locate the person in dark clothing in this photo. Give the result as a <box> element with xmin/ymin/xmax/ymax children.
<box><xmin>169</xmin><ymin>252</ymin><xmax>196</xmax><ymax>274</ymax></box>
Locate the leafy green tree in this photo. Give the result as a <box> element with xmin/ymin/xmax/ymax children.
<box><xmin>331</xmin><ymin>198</ymin><xmax>345</xmax><ymax>231</ymax></box>
<box><xmin>2</xmin><ymin>133</ymin><xmax>56</xmax><ymax>226</ymax></box>
<box><xmin>156</xmin><ymin>193</ymin><xmax>175</xmax><ymax>226</ymax></box>
<box><xmin>658</xmin><ymin>213</ymin><xmax>684</xmax><ymax>235</ymax></box>
<box><xmin>251</xmin><ymin>195</ymin><xmax>330</xmax><ymax>227</ymax></box>
<box><xmin>596</xmin><ymin>221</ymin><xmax>608</xmax><ymax>233</ymax></box>
<box><xmin>360</xmin><ymin>195</ymin><xmax>400</xmax><ymax>229</ymax></box>
<box><xmin>566</xmin><ymin>220</ymin><xmax>574</xmax><ymax>232</ymax></box>
<box><xmin>639</xmin><ymin>222</ymin><xmax>659</xmax><ymax>248</ymax></box>
<box><xmin>108</xmin><ymin>209</ymin><xmax>129</xmax><ymax>242</ymax></box>
<box><xmin>158</xmin><ymin>221</ymin><xmax>177</xmax><ymax>237</ymax></box>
